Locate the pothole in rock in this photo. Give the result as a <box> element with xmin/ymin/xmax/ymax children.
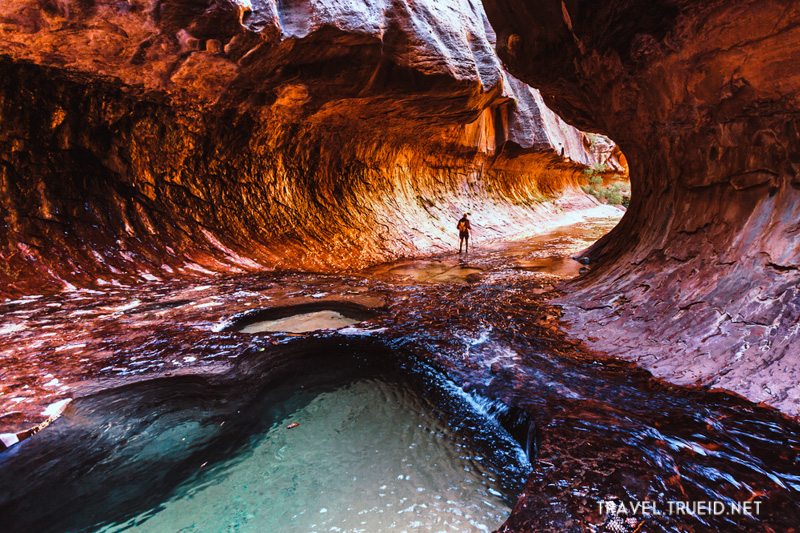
<box><xmin>226</xmin><ymin>302</ymin><xmax>381</xmax><ymax>334</ymax></box>
<box><xmin>374</xmin><ymin>260</ymin><xmax>485</xmax><ymax>284</ymax></box>
<box><xmin>0</xmin><ymin>342</ymin><xmax>532</xmax><ymax>533</ymax></box>
<box><xmin>510</xmin><ymin>256</ymin><xmax>585</xmax><ymax>277</ymax></box>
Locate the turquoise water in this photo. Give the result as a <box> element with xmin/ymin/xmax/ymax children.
<box><xmin>100</xmin><ymin>376</ymin><xmax>515</xmax><ymax>533</ymax></box>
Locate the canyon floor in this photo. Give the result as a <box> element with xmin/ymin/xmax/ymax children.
<box><xmin>1</xmin><ymin>205</ymin><xmax>798</xmax><ymax>532</ymax></box>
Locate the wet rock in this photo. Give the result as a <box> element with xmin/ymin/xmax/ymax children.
<box><xmin>205</xmin><ymin>39</ymin><xmax>223</xmax><ymax>54</ymax></box>
<box><xmin>0</xmin><ymin>0</ymin><xmax>620</xmax><ymax>296</ymax></box>
<box><xmin>483</xmin><ymin>0</ymin><xmax>800</xmax><ymax>416</ymax></box>
<box><xmin>464</xmin><ymin>273</ymin><xmax>482</xmax><ymax>284</ymax></box>
<box><xmin>227</xmin><ymin>301</ymin><xmax>381</xmax><ymax>334</ymax></box>
<box><xmin>1</xmin><ymin>226</ymin><xmax>798</xmax><ymax>533</ymax></box>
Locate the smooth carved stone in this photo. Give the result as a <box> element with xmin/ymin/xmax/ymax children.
<box><xmin>0</xmin><ymin>0</ymin><xmax>622</xmax><ymax>298</ymax></box>
<box><xmin>506</xmin><ymin>34</ymin><xmax>522</xmax><ymax>57</ymax></box>
<box><xmin>483</xmin><ymin>0</ymin><xmax>800</xmax><ymax>417</ymax></box>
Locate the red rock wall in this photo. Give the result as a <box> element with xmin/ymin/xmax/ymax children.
<box><xmin>0</xmin><ymin>0</ymin><xmax>615</xmax><ymax>297</ymax></box>
<box><xmin>483</xmin><ymin>0</ymin><xmax>800</xmax><ymax>415</ymax></box>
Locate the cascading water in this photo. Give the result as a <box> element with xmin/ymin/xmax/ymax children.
<box><xmin>2</xmin><ymin>217</ymin><xmax>799</xmax><ymax>533</ymax></box>
<box><xmin>0</xmin><ymin>345</ymin><xmax>533</xmax><ymax>533</ymax></box>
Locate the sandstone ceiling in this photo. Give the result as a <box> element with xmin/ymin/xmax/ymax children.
<box><xmin>2</xmin><ymin>4</ymin><xmax>800</xmax><ymax>533</ymax></box>
<box><xmin>483</xmin><ymin>0</ymin><xmax>800</xmax><ymax>416</ymax></box>
<box><xmin>1</xmin><ymin>0</ymin><xmax>797</xmax><ymax>418</ymax></box>
<box><xmin>0</xmin><ymin>0</ymin><xmax>620</xmax><ymax>295</ymax></box>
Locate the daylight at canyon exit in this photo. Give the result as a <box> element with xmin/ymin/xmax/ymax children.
<box><xmin>0</xmin><ymin>1</ymin><xmax>799</xmax><ymax>532</ymax></box>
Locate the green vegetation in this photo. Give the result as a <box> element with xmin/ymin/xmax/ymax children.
<box><xmin>590</xmin><ymin>162</ymin><xmax>608</xmax><ymax>174</ymax></box>
<box><xmin>580</xmin><ymin>167</ymin><xmax>631</xmax><ymax>207</ymax></box>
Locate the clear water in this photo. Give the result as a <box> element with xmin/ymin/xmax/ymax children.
<box><xmin>100</xmin><ymin>376</ymin><xmax>513</xmax><ymax>533</ymax></box>
<box><xmin>239</xmin><ymin>310</ymin><xmax>362</xmax><ymax>333</ymax></box>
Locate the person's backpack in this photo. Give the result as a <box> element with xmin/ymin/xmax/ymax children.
<box><xmin>457</xmin><ymin>220</ymin><xmax>467</xmax><ymax>232</ymax></box>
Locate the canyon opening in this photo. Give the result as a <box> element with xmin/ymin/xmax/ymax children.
<box><xmin>1</xmin><ymin>1</ymin><xmax>799</xmax><ymax>532</ymax></box>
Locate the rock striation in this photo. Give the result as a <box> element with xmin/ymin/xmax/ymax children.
<box><xmin>483</xmin><ymin>0</ymin><xmax>800</xmax><ymax>416</ymax></box>
<box><xmin>0</xmin><ymin>0</ymin><xmax>618</xmax><ymax>297</ymax></box>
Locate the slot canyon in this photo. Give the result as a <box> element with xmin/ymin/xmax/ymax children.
<box><xmin>0</xmin><ymin>1</ymin><xmax>798</xmax><ymax>532</ymax></box>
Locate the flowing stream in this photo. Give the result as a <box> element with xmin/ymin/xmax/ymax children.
<box><xmin>1</xmin><ymin>213</ymin><xmax>799</xmax><ymax>533</ymax></box>
<box><xmin>106</xmin><ymin>376</ymin><xmax>511</xmax><ymax>533</ymax></box>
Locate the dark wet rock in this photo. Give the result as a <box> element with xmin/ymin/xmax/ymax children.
<box><xmin>465</xmin><ymin>273</ymin><xmax>483</xmax><ymax>284</ymax></box>
<box><xmin>0</xmin><ymin>224</ymin><xmax>799</xmax><ymax>532</ymax></box>
<box><xmin>483</xmin><ymin>0</ymin><xmax>800</xmax><ymax>416</ymax></box>
<box><xmin>0</xmin><ymin>217</ymin><xmax>617</xmax><ymax>445</ymax></box>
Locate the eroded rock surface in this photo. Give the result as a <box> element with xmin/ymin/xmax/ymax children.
<box><xmin>1</xmin><ymin>219</ymin><xmax>798</xmax><ymax>532</ymax></box>
<box><xmin>483</xmin><ymin>0</ymin><xmax>800</xmax><ymax>416</ymax></box>
<box><xmin>0</xmin><ymin>0</ymin><xmax>620</xmax><ymax>297</ymax></box>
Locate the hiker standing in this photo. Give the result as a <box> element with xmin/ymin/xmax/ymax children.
<box><xmin>457</xmin><ymin>213</ymin><xmax>471</xmax><ymax>253</ymax></box>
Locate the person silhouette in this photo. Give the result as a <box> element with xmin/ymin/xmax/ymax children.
<box><xmin>456</xmin><ymin>213</ymin><xmax>471</xmax><ymax>253</ymax></box>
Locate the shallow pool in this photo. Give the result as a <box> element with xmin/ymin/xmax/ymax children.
<box><xmin>239</xmin><ymin>309</ymin><xmax>362</xmax><ymax>333</ymax></box>
<box><xmin>0</xmin><ymin>347</ymin><xmax>529</xmax><ymax>533</ymax></box>
<box><xmin>103</xmin><ymin>376</ymin><xmax>512</xmax><ymax>532</ymax></box>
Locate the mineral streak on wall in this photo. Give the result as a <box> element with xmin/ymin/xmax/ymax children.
<box><xmin>0</xmin><ymin>0</ymin><xmax>621</xmax><ymax>297</ymax></box>
<box><xmin>483</xmin><ymin>0</ymin><xmax>800</xmax><ymax>415</ymax></box>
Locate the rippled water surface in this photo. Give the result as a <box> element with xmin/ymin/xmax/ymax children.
<box><xmin>102</xmin><ymin>376</ymin><xmax>513</xmax><ymax>533</ymax></box>
<box><xmin>2</xmin><ymin>213</ymin><xmax>799</xmax><ymax>533</ymax></box>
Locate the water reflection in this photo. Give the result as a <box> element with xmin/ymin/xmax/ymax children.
<box><xmin>1</xmin><ymin>348</ymin><xmax>528</xmax><ymax>533</ymax></box>
<box><xmin>1</xmin><ymin>214</ymin><xmax>799</xmax><ymax>532</ymax></box>
<box><xmin>101</xmin><ymin>376</ymin><xmax>513</xmax><ymax>533</ymax></box>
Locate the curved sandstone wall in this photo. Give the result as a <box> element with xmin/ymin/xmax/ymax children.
<box><xmin>0</xmin><ymin>0</ymin><xmax>617</xmax><ymax>296</ymax></box>
<box><xmin>483</xmin><ymin>0</ymin><xmax>800</xmax><ymax>415</ymax></box>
